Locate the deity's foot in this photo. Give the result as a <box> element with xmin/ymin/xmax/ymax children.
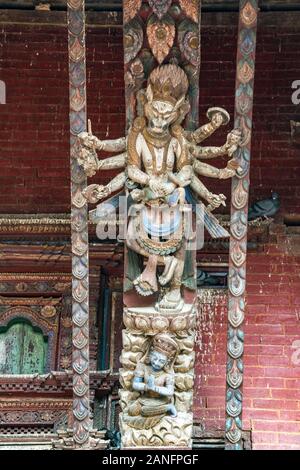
<box><xmin>155</xmin><ymin>288</ymin><xmax>184</xmax><ymax>312</ymax></box>
<box><xmin>133</xmin><ymin>255</ymin><xmax>158</xmax><ymax>296</ymax></box>
<box><xmin>167</xmin><ymin>404</ymin><xmax>177</xmax><ymax>418</ymax></box>
<box><xmin>158</xmin><ymin>256</ymin><xmax>178</xmax><ymax>286</ymax></box>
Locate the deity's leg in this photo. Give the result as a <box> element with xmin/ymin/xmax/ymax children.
<box><xmin>156</xmin><ymin>243</ymin><xmax>186</xmax><ymax>312</ymax></box>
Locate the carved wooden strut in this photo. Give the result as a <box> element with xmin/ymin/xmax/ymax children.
<box><xmin>75</xmin><ymin>0</ymin><xmax>247</xmax><ymax>449</ymax></box>
<box><xmin>225</xmin><ymin>0</ymin><xmax>258</xmax><ymax>450</ymax></box>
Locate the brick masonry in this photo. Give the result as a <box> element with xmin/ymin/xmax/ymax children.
<box><xmin>0</xmin><ymin>10</ymin><xmax>300</xmax><ymax>449</ymax></box>
<box><xmin>195</xmin><ymin>225</ymin><xmax>300</xmax><ymax>450</ymax></box>
<box><xmin>0</xmin><ymin>12</ymin><xmax>299</xmax><ymax>214</ymax></box>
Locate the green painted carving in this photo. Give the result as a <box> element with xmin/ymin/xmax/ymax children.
<box><xmin>0</xmin><ymin>319</ymin><xmax>48</xmax><ymax>374</ymax></box>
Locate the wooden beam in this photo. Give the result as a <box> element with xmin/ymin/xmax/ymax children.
<box><xmin>2</xmin><ymin>0</ymin><xmax>300</xmax><ymax>12</ymax></box>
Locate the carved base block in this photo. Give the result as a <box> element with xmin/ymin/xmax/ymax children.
<box><xmin>124</xmin><ymin>304</ymin><xmax>196</xmax><ymax>336</ymax></box>
<box><xmin>120</xmin><ymin>412</ymin><xmax>193</xmax><ymax>448</ymax></box>
<box><xmin>120</xmin><ymin>301</ymin><xmax>196</xmax><ymax>449</ymax></box>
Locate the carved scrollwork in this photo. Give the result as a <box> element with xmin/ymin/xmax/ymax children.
<box><xmin>179</xmin><ymin>0</ymin><xmax>199</xmax><ymax>23</ymax></box>
<box><xmin>124</xmin><ymin>0</ymin><xmax>142</xmax><ymax>24</ymax></box>
<box><xmin>227</xmin><ymin>359</ymin><xmax>243</xmax><ymax>389</ymax></box>
<box><xmin>178</xmin><ymin>20</ymin><xmax>200</xmax><ymax>67</ymax></box>
<box><xmin>124</xmin><ymin>19</ymin><xmax>144</xmax><ymax>64</ymax></box>
<box><xmin>227</xmin><ymin>328</ymin><xmax>244</xmax><ymax>359</ymax></box>
<box><xmin>228</xmin><ymin>297</ymin><xmax>245</xmax><ymax>328</ymax></box>
<box><xmin>148</xmin><ymin>0</ymin><xmax>172</xmax><ymax>19</ymax></box>
<box><xmin>226</xmin><ymin>0</ymin><xmax>258</xmax><ymax>452</ymax></box>
<box><xmin>230</xmin><ymin>240</ymin><xmax>247</xmax><ymax>267</ymax></box>
<box><xmin>230</xmin><ymin>211</ymin><xmax>247</xmax><ymax>240</ymax></box>
<box><xmin>232</xmin><ymin>178</ymin><xmax>249</xmax><ymax>210</ymax></box>
<box><xmin>226</xmin><ymin>390</ymin><xmax>243</xmax><ymax>417</ymax></box>
<box><xmin>175</xmin><ymin>372</ymin><xmax>194</xmax><ymax>391</ymax></box>
<box><xmin>241</xmin><ymin>1</ymin><xmax>258</xmax><ymax>27</ymax></box>
<box><xmin>124</xmin><ymin>307</ymin><xmax>196</xmax><ymax>336</ymax></box>
<box><xmin>229</xmin><ymin>267</ymin><xmax>246</xmax><ymax>297</ymax></box>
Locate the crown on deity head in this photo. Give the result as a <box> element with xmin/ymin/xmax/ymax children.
<box><xmin>148</xmin><ymin>64</ymin><xmax>189</xmax><ymax>106</ymax></box>
<box><xmin>151</xmin><ymin>333</ymin><xmax>179</xmax><ymax>359</ymax></box>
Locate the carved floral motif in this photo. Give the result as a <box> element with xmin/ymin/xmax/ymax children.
<box><xmin>148</xmin><ymin>0</ymin><xmax>172</xmax><ymax>19</ymax></box>
<box><xmin>241</xmin><ymin>1</ymin><xmax>257</xmax><ymax>27</ymax></box>
<box><xmin>179</xmin><ymin>0</ymin><xmax>199</xmax><ymax>23</ymax></box>
<box><xmin>124</xmin><ymin>19</ymin><xmax>144</xmax><ymax>64</ymax></box>
<box><xmin>178</xmin><ymin>20</ymin><xmax>200</xmax><ymax>67</ymax></box>
<box><xmin>124</xmin><ymin>0</ymin><xmax>142</xmax><ymax>24</ymax></box>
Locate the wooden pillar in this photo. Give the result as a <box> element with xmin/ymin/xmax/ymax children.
<box><xmin>226</xmin><ymin>0</ymin><xmax>259</xmax><ymax>450</ymax></box>
<box><xmin>67</xmin><ymin>0</ymin><xmax>90</xmax><ymax>447</ymax></box>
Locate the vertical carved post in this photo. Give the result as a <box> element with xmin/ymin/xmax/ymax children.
<box><xmin>119</xmin><ymin>0</ymin><xmax>202</xmax><ymax>450</ymax></box>
<box><xmin>67</xmin><ymin>0</ymin><xmax>90</xmax><ymax>447</ymax></box>
<box><xmin>226</xmin><ymin>0</ymin><xmax>258</xmax><ymax>450</ymax></box>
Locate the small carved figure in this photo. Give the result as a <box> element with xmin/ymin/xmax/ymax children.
<box><xmin>123</xmin><ymin>333</ymin><xmax>179</xmax><ymax>430</ymax></box>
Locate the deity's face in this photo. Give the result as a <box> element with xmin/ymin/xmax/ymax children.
<box><xmin>149</xmin><ymin>350</ymin><xmax>168</xmax><ymax>371</ymax></box>
<box><xmin>145</xmin><ymin>100</ymin><xmax>178</xmax><ymax>135</ymax></box>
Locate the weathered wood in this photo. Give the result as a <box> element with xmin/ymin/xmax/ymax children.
<box><xmin>67</xmin><ymin>0</ymin><xmax>91</xmax><ymax>448</ymax></box>
<box><xmin>225</xmin><ymin>0</ymin><xmax>258</xmax><ymax>451</ymax></box>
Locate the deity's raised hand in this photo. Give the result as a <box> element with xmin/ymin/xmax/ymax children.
<box><xmin>78</xmin><ymin>131</ymin><xmax>101</xmax><ymax>150</ymax></box>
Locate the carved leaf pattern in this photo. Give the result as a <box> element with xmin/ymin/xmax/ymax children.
<box><xmin>241</xmin><ymin>1</ymin><xmax>257</xmax><ymax>27</ymax></box>
<box><xmin>124</xmin><ymin>19</ymin><xmax>144</xmax><ymax>64</ymax></box>
<box><xmin>148</xmin><ymin>0</ymin><xmax>172</xmax><ymax>19</ymax></box>
<box><xmin>147</xmin><ymin>15</ymin><xmax>175</xmax><ymax>64</ymax></box>
<box><xmin>179</xmin><ymin>0</ymin><xmax>199</xmax><ymax>23</ymax></box>
<box><xmin>124</xmin><ymin>0</ymin><xmax>142</xmax><ymax>24</ymax></box>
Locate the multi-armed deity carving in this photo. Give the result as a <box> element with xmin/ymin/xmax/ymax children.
<box><xmin>77</xmin><ymin>63</ymin><xmax>241</xmax><ymax>447</ymax></box>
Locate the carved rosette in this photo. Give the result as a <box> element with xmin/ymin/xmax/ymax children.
<box><xmin>119</xmin><ymin>305</ymin><xmax>196</xmax><ymax>448</ymax></box>
<box><xmin>226</xmin><ymin>0</ymin><xmax>258</xmax><ymax>450</ymax></box>
<box><xmin>67</xmin><ymin>0</ymin><xmax>91</xmax><ymax>447</ymax></box>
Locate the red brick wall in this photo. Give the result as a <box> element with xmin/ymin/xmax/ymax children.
<box><xmin>0</xmin><ymin>21</ymin><xmax>125</xmax><ymax>213</ymax></box>
<box><xmin>194</xmin><ymin>226</ymin><xmax>300</xmax><ymax>450</ymax></box>
<box><xmin>243</xmin><ymin>230</ymin><xmax>300</xmax><ymax>450</ymax></box>
<box><xmin>0</xmin><ymin>13</ymin><xmax>299</xmax><ymax>214</ymax></box>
